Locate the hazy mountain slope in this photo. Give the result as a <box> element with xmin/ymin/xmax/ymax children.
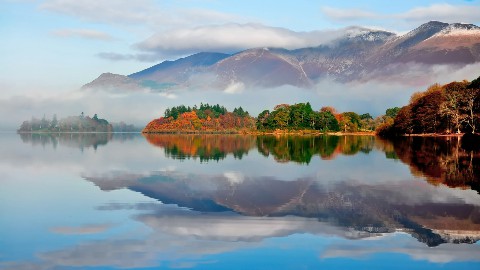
<box><xmin>129</xmin><ymin>52</ymin><xmax>230</xmax><ymax>84</ymax></box>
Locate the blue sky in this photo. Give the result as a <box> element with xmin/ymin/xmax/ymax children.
<box><xmin>0</xmin><ymin>0</ymin><xmax>480</xmax><ymax>130</ymax></box>
<box><xmin>1</xmin><ymin>0</ymin><xmax>480</xmax><ymax>96</ymax></box>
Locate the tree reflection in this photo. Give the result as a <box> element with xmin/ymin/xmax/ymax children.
<box><xmin>144</xmin><ymin>134</ymin><xmax>256</xmax><ymax>162</ymax></box>
<box><xmin>256</xmin><ymin>135</ymin><xmax>376</xmax><ymax>163</ymax></box>
<box><xmin>144</xmin><ymin>134</ymin><xmax>378</xmax><ymax>164</ymax></box>
<box><xmin>391</xmin><ymin>136</ymin><xmax>480</xmax><ymax>193</ymax></box>
<box><xmin>18</xmin><ymin>132</ymin><xmax>125</xmax><ymax>150</ymax></box>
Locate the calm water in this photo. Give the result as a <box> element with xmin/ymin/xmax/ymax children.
<box><xmin>1</xmin><ymin>133</ymin><xmax>479</xmax><ymax>269</ymax></box>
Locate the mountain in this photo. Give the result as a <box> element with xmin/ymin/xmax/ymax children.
<box><xmin>129</xmin><ymin>52</ymin><xmax>230</xmax><ymax>85</ymax></box>
<box><xmin>83</xmin><ymin>21</ymin><xmax>480</xmax><ymax>90</ymax></box>
<box><xmin>369</xmin><ymin>21</ymin><xmax>480</xmax><ymax>65</ymax></box>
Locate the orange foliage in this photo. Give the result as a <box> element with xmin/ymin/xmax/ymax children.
<box><xmin>143</xmin><ymin>110</ymin><xmax>255</xmax><ymax>133</ymax></box>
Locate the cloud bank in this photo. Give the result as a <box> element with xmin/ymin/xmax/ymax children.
<box><xmin>136</xmin><ymin>23</ymin><xmax>347</xmax><ymax>57</ymax></box>
<box><xmin>41</xmin><ymin>0</ymin><xmax>242</xmax><ymax>29</ymax></box>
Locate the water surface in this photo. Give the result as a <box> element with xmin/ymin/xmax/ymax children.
<box><xmin>1</xmin><ymin>133</ymin><xmax>479</xmax><ymax>269</ymax></box>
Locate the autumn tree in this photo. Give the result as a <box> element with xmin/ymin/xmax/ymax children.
<box><xmin>412</xmin><ymin>85</ymin><xmax>445</xmax><ymax>133</ymax></box>
<box><xmin>380</xmin><ymin>77</ymin><xmax>480</xmax><ymax>137</ymax></box>
<box><xmin>360</xmin><ymin>113</ymin><xmax>375</xmax><ymax>131</ymax></box>
<box><xmin>441</xmin><ymin>82</ymin><xmax>468</xmax><ymax>134</ymax></box>
<box><xmin>273</xmin><ymin>106</ymin><xmax>291</xmax><ymax>129</ymax></box>
<box><xmin>461</xmin><ymin>81</ymin><xmax>480</xmax><ymax>133</ymax></box>
<box><xmin>340</xmin><ymin>112</ymin><xmax>361</xmax><ymax>132</ymax></box>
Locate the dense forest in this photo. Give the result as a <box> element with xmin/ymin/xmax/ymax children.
<box><xmin>18</xmin><ymin>113</ymin><xmax>113</xmax><ymax>133</ymax></box>
<box><xmin>144</xmin><ymin>102</ymin><xmax>396</xmax><ymax>133</ymax></box>
<box><xmin>256</xmin><ymin>103</ymin><xmax>339</xmax><ymax>131</ymax></box>
<box><xmin>143</xmin><ymin>103</ymin><xmax>256</xmax><ymax>133</ymax></box>
<box><xmin>255</xmin><ymin>103</ymin><xmax>391</xmax><ymax>132</ymax></box>
<box><xmin>377</xmin><ymin>76</ymin><xmax>480</xmax><ymax>136</ymax></box>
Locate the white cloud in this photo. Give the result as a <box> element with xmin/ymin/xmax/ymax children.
<box><xmin>136</xmin><ymin>23</ymin><xmax>346</xmax><ymax>56</ymax></box>
<box><xmin>40</xmin><ymin>0</ymin><xmax>242</xmax><ymax>29</ymax></box>
<box><xmin>223</xmin><ymin>81</ymin><xmax>245</xmax><ymax>94</ymax></box>
<box><xmin>398</xmin><ymin>4</ymin><xmax>480</xmax><ymax>23</ymax></box>
<box><xmin>51</xmin><ymin>29</ymin><xmax>114</xmax><ymax>41</ymax></box>
<box><xmin>223</xmin><ymin>171</ymin><xmax>245</xmax><ymax>185</ymax></box>
<box><xmin>139</xmin><ymin>212</ymin><xmax>356</xmax><ymax>242</ymax></box>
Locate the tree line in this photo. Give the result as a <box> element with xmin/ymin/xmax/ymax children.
<box><xmin>144</xmin><ymin>102</ymin><xmax>400</xmax><ymax>133</ymax></box>
<box><xmin>377</xmin><ymin>75</ymin><xmax>480</xmax><ymax>137</ymax></box>
<box><xmin>256</xmin><ymin>103</ymin><xmax>402</xmax><ymax>133</ymax></box>
<box><xmin>164</xmin><ymin>103</ymin><xmax>249</xmax><ymax>119</ymax></box>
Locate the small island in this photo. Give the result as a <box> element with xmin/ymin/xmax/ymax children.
<box><xmin>18</xmin><ymin>112</ymin><xmax>113</xmax><ymax>133</ymax></box>
<box><xmin>142</xmin><ymin>103</ymin><xmax>256</xmax><ymax>133</ymax></box>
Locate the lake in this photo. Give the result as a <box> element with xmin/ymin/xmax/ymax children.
<box><xmin>1</xmin><ymin>133</ymin><xmax>479</xmax><ymax>269</ymax></box>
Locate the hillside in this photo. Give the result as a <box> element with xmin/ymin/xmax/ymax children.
<box><xmin>83</xmin><ymin>21</ymin><xmax>480</xmax><ymax>91</ymax></box>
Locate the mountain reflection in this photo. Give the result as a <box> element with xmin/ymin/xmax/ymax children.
<box><xmin>19</xmin><ymin>132</ymin><xmax>136</xmax><ymax>150</ymax></box>
<box><xmin>85</xmin><ymin>170</ymin><xmax>480</xmax><ymax>247</ymax></box>
<box><xmin>392</xmin><ymin>136</ymin><xmax>480</xmax><ymax>193</ymax></box>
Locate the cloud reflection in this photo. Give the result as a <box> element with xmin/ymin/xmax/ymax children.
<box><xmin>4</xmin><ymin>204</ymin><xmax>480</xmax><ymax>270</ymax></box>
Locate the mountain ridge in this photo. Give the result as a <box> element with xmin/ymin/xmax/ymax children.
<box><xmin>83</xmin><ymin>21</ymin><xmax>480</xmax><ymax>91</ymax></box>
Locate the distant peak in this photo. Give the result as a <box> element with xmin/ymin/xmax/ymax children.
<box><xmin>414</xmin><ymin>21</ymin><xmax>448</xmax><ymax>31</ymax></box>
<box><xmin>340</xmin><ymin>27</ymin><xmax>395</xmax><ymax>43</ymax></box>
<box><xmin>424</xmin><ymin>21</ymin><xmax>449</xmax><ymax>26</ymax></box>
<box><xmin>98</xmin><ymin>72</ymin><xmax>125</xmax><ymax>78</ymax></box>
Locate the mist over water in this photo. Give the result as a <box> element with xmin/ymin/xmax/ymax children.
<box><xmin>2</xmin><ymin>62</ymin><xmax>479</xmax><ymax>131</ymax></box>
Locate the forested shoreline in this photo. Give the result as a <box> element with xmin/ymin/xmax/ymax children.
<box><xmin>142</xmin><ymin>102</ymin><xmax>395</xmax><ymax>134</ymax></box>
<box><xmin>377</xmin><ymin>75</ymin><xmax>480</xmax><ymax>137</ymax></box>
